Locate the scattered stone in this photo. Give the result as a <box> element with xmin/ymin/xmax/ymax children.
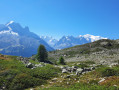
<box><xmin>90</xmin><ymin>67</ymin><xmax>95</xmax><ymax>70</ymax></box>
<box><xmin>62</xmin><ymin>69</ymin><xmax>68</xmax><ymax>73</ymax></box>
<box><xmin>113</xmin><ymin>85</ymin><xmax>117</xmax><ymax>87</ymax></box>
<box><xmin>60</xmin><ymin>81</ymin><xmax>62</xmax><ymax>83</ymax></box>
<box><xmin>65</xmin><ymin>75</ymin><xmax>70</xmax><ymax>78</ymax></box>
<box><xmin>77</xmin><ymin>81</ymin><xmax>79</xmax><ymax>83</ymax></box>
<box><xmin>72</xmin><ymin>66</ymin><xmax>78</xmax><ymax>69</ymax></box>
<box><xmin>26</xmin><ymin>63</ymin><xmax>34</xmax><ymax>68</ymax></box>
<box><xmin>67</xmin><ymin>82</ymin><xmax>69</xmax><ymax>85</ymax></box>
<box><xmin>52</xmin><ymin>78</ymin><xmax>57</xmax><ymax>81</ymax></box>
<box><xmin>77</xmin><ymin>63</ymin><xmax>80</xmax><ymax>65</ymax></box>
<box><xmin>76</xmin><ymin>68</ymin><xmax>83</xmax><ymax>75</ymax></box>
<box><xmin>41</xmin><ymin>85</ymin><xmax>44</xmax><ymax>87</ymax></box>
<box><xmin>35</xmin><ymin>64</ymin><xmax>43</xmax><ymax>67</ymax></box>
<box><xmin>98</xmin><ymin>78</ymin><xmax>105</xmax><ymax>83</ymax></box>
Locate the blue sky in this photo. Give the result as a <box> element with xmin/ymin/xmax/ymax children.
<box><xmin>0</xmin><ymin>0</ymin><xmax>119</xmax><ymax>39</ymax></box>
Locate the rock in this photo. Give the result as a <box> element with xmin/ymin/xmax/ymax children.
<box><xmin>30</xmin><ymin>88</ymin><xmax>34</xmax><ymax>90</ymax></box>
<box><xmin>26</xmin><ymin>63</ymin><xmax>34</xmax><ymax>68</ymax></box>
<box><xmin>76</xmin><ymin>68</ymin><xmax>83</xmax><ymax>75</ymax></box>
<box><xmin>66</xmin><ymin>67</ymin><xmax>72</xmax><ymax>72</ymax></box>
<box><xmin>35</xmin><ymin>64</ymin><xmax>43</xmax><ymax>67</ymax></box>
<box><xmin>52</xmin><ymin>78</ymin><xmax>57</xmax><ymax>81</ymax></box>
<box><xmin>41</xmin><ymin>85</ymin><xmax>44</xmax><ymax>87</ymax></box>
<box><xmin>67</xmin><ymin>82</ymin><xmax>69</xmax><ymax>85</ymax></box>
<box><xmin>83</xmin><ymin>68</ymin><xmax>91</xmax><ymax>72</ymax></box>
<box><xmin>77</xmin><ymin>81</ymin><xmax>79</xmax><ymax>83</ymax></box>
<box><xmin>60</xmin><ymin>66</ymin><xmax>65</xmax><ymax>69</ymax></box>
<box><xmin>62</xmin><ymin>69</ymin><xmax>68</xmax><ymax>73</ymax></box>
<box><xmin>77</xmin><ymin>63</ymin><xmax>80</xmax><ymax>65</ymax></box>
<box><xmin>65</xmin><ymin>75</ymin><xmax>70</xmax><ymax>78</ymax></box>
<box><xmin>113</xmin><ymin>85</ymin><xmax>117</xmax><ymax>87</ymax></box>
<box><xmin>90</xmin><ymin>67</ymin><xmax>95</xmax><ymax>70</ymax></box>
<box><xmin>72</xmin><ymin>66</ymin><xmax>78</xmax><ymax>69</ymax></box>
<box><xmin>71</xmin><ymin>67</ymin><xmax>77</xmax><ymax>72</ymax></box>
<box><xmin>98</xmin><ymin>78</ymin><xmax>105</xmax><ymax>83</ymax></box>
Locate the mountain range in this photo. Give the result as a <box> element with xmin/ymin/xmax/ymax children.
<box><xmin>0</xmin><ymin>21</ymin><xmax>107</xmax><ymax>57</ymax></box>
<box><xmin>0</xmin><ymin>21</ymin><xmax>53</xmax><ymax>57</ymax></box>
<box><xmin>41</xmin><ymin>34</ymin><xmax>107</xmax><ymax>49</ymax></box>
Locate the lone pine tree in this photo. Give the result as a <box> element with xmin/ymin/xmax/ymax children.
<box><xmin>59</xmin><ymin>56</ymin><xmax>65</xmax><ymax>65</ymax></box>
<box><xmin>36</xmin><ymin>44</ymin><xmax>48</xmax><ymax>62</ymax></box>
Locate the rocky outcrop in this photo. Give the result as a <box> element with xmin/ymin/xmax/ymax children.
<box><xmin>59</xmin><ymin>65</ymin><xmax>95</xmax><ymax>75</ymax></box>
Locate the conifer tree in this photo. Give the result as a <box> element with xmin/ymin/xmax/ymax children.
<box><xmin>59</xmin><ymin>56</ymin><xmax>65</xmax><ymax>65</ymax></box>
<box><xmin>36</xmin><ymin>44</ymin><xmax>48</xmax><ymax>62</ymax></box>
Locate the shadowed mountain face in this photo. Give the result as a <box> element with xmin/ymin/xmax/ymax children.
<box><xmin>0</xmin><ymin>21</ymin><xmax>54</xmax><ymax>57</ymax></box>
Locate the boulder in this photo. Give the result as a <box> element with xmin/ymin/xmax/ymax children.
<box><xmin>26</xmin><ymin>63</ymin><xmax>34</xmax><ymax>68</ymax></box>
<box><xmin>66</xmin><ymin>75</ymin><xmax>70</xmax><ymax>78</ymax></box>
<box><xmin>62</xmin><ymin>69</ymin><xmax>68</xmax><ymax>73</ymax></box>
<box><xmin>83</xmin><ymin>68</ymin><xmax>91</xmax><ymax>72</ymax></box>
<box><xmin>52</xmin><ymin>78</ymin><xmax>57</xmax><ymax>81</ymax></box>
<box><xmin>35</xmin><ymin>64</ymin><xmax>43</xmax><ymax>67</ymax></box>
<box><xmin>90</xmin><ymin>67</ymin><xmax>95</xmax><ymax>70</ymax></box>
<box><xmin>72</xmin><ymin>66</ymin><xmax>78</xmax><ymax>68</ymax></box>
<box><xmin>76</xmin><ymin>68</ymin><xmax>83</xmax><ymax>75</ymax></box>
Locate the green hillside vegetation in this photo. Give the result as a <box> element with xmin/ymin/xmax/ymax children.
<box><xmin>0</xmin><ymin>55</ymin><xmax>60</xmax><ymax>90</ymax></box>
<box><xmin>1</xmin><ymin>54</ymin><xmax>119</xmax><ymax>90</ymax></box>
<box><xmin>1</xmin><ymin>39</ymin><xmax>119</xmax><ymax>90</ymax></box>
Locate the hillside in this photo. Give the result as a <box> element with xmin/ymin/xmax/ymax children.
<box><xmin>48</xmin><ymin>39</ymin><xmax>119</xmax><ymax>65</ymax></box>
<box><xmin>1</xmin><ymin>39</ymin><xmax>119</xmax><ymax>90</ymax></box>
<box><xmin>1</xmin><ymin>52</ymin><xmax>119</xmax><ymax>90</ymax></box>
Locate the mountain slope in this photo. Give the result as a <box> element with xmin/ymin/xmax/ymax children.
<box><xmin>48</xmin><ymin>39</ymin><xmax>119</xmax><ymax>64</ymax></box>
<box><xmin>0</xmin><ymin>21</ymin><xmax>54</xmax><ymax>57</ymax></box>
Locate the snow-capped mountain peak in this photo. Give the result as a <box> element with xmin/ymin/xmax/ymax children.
<box><xmin>79</xmin><ymin>34</ymin><xmax>107</xmax><ymax>42</ymax></box>
<box><xmin>40</xmin><ymin>36</ymin><xmax>58</xmax><ymax>47</ymax></box>
<box><xmin>41</xmin><ymin>34</ymin><xmax>107</xmax><ymax>49</ymax></box>
<box><xmin>0</xmin><ymin>21</ymin><xmax>54</xmax><ymax>57</ymax></box>
<box><xmin>6</xmin><ymin>21</ymin><xmax>14</xmax><ymax>26</ymax></box>
<box><xmin>0</xmin><ymin>21</ymin><xmax>19</xmax><ymax>36</ymax></box>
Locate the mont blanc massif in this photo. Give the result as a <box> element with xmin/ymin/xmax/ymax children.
<box><xmin>0</xmin><ymin>21</ymin><xmax>106</xmax><ymax>57</ymax></box>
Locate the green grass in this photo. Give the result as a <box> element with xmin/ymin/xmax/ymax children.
<box><xmin>42</xmin><ymin>83</ymin><xmax>119</xmax><ymax>90</ymax></box>
<box><xmin>0</xmin><ymin>56</ymin><xmax>61</xmax><ymax>90</ymax></box>
<box><xmin>29</xmin><ymin>60</ymin><xmax>40</xmax><ymax>64</ymax></box>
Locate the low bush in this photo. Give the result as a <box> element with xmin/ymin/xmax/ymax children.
<box><xmin>10</xmin><ymin>73</ymin><xmax>45</xmax><ymax>90</ymax></box>
<box><xmin>30</xmin><ymin>64</ymin><xmax>61</xmax><ymax>80</ymax></box>
<box><xmin>96</xmin><ymin>66</ymin><xmax>119</xmax><ymax>77</ymax></box>
<box><xmin>102</xmin><ymin>68</ymin><xmax>116</xmax><ymax>77</ymax></box>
